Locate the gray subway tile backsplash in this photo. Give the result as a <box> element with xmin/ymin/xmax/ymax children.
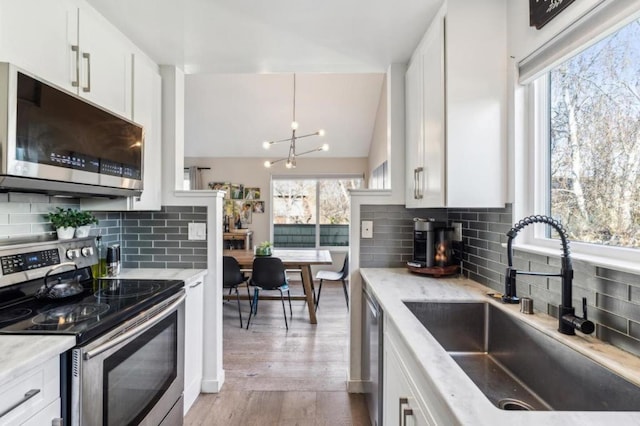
<box><xmin>360</xmin><ymin>203</ymin><xmax>640</xmax><ymax>357</ymax></box>
<box><xmin>0</xmin><ymin>195</ymin><xmax>207</xmax><ymax>269</ymax></box>
<box><xmin>119</xmin><ymin>206</ymin><xmax>207</xmax><ymax>269</ymax></box>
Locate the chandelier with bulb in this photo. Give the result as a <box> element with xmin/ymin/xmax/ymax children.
<box><xmin>262</xmin><ymin>74</ymin><xmax>329</xmax><ymax>169</ymax></box>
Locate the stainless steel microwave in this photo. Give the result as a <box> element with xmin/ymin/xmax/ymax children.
<box><xmin>0</xmin><ymin>63</ymin><xmax>143</xmax><ymax>197</ymax></box>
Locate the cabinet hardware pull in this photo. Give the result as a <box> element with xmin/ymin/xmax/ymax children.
<box><xmin>413</xmin><ymin>169</ymin><xmax>418</xmax><ymax>199</ymax></box>
<box><xmin>189</xmin><ymin>281</ymin><xmax>203</xmax><ymax>288</ymax></box>
<box><xmin>399</xmin><ymin>397</ymin><xmax>409</xmax><ymax>425</ymax></box>
<box><xmin>402</xmin><ymin>407</ymin><xmax>414</xmax><ymax>425</ymax></box>
<box><xmin>416</xmin><ymin>167</ymin><xmax>424</xmax><ymax>199</ymax></box>
<box><xmin>0</xmin><ymin>388</ymin><xmax>40</xmax><ymax>417</ymax></box>
<box><xmin>82</xmin><ymin>52</ymin><xmax>91</xmax><ymax>93</ymax></box>
<box><xmin>71</xmin><ymin>45</ymin><xmax>80</xmax><ymax>87</ymax></box>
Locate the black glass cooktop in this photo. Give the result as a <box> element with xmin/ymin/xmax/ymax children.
<box><xmin>0</xmin><ymin>277</ymin><xmax>183</xmax><ymax>344</ymax></box>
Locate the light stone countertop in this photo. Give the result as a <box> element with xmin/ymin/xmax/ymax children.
<box><xmin>107</xmin><ymin>268</ymin><xmax>207</xmax><ymax>282</ymax></box>
<box><xmin>360</xmin><ymin>268</ymin><xmax>640</xmax><ymax>426</ymax></box>
<box><xmin>0</xmin><ymin>335</ymin><xmax>75</xmax><ymax>385</ymax></box>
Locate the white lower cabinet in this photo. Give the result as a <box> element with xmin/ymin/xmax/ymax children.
<box><xmin>384</xmin><ymin>335</ymin><xmax>435</xmax><ymax>426</ymax></box>
<box><xmin>20</xmin><ymin>399</ymin><xmax>61</xmax><ymax>426</ymax></box>
<box><xmin>184</xmin><ymin>273</ymin><xmax>206</xmax><ymax>415</ymax></box>
<box><xmin>0</xmin><ymin>356</ymin><xmax>61</xmax><ymax>426</ymax></box>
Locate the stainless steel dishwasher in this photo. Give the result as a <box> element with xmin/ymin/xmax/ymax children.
<box><xmin>363</xmin><ymin>284</ymin><xmax>383</xmax><ymax>426</ymax></box>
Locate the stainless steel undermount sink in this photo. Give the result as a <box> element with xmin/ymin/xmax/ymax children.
<box><xmin>404</xmin><ymin>301</ymin><xmax>640</xmax><ymax>411</ymax></box>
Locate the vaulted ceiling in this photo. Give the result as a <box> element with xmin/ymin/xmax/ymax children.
<box><xmin>87</xmin><ymin>0</ymin><xmax>441</xmax><ymax>158</ymax></box>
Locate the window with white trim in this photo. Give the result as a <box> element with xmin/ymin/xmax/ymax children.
<box><xmin>271</xmin><ymin>176</ymin><xmax>362</xmax><ymax>248</ymax></box>
<box><xmin>529</xmin><ymin>16</ymin><xmax>640</xmax><ymax>256</ymax></box>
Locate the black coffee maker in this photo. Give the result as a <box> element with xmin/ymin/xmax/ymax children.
<box><xmin>409</xmin><ymin>218</ymin><xmax>454</xmax><ymax>268</ymax></box>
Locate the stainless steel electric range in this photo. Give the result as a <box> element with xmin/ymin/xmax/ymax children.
<box><xmin>0</xmin><ymin>236</ymin><xmax>186</xmax><ymax>426</ymax></box>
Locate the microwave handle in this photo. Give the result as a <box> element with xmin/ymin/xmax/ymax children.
<box><xmin>84</xmin><ymin>293</ymin><xmax>185</xmax><ymax>360</ymax></box>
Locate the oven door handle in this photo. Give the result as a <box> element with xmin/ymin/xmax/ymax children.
<box><xmin>84</xmin><ymin>293</ymin><xmax>186</xmax><ymax>361</ymax></box>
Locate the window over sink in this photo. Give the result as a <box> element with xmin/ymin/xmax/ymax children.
<box><xmin>525</xmin><ymin>11</ymin><xmax>640</xmax><ymax>262</ymax></box>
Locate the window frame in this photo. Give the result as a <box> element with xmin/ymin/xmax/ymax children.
<box><xmin>270</xmin><ymin>174</ymin><xmax>363</xmax><ymax>250</ymax></box>
<box><xmin>523</xmin><ymin>29</ymin><xmax>640</xmax><ymax>266</ymax></box>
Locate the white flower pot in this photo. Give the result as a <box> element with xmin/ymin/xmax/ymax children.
<box><xmin>57</xmin><ymin>226</ymin><xmax>76</xmax><ymax>240</ymax></box>
<box><xmin>75</xmin><ymin>225</ymin><xmax>92</xmax><ymax>238</ymax></box>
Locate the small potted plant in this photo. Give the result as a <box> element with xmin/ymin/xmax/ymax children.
<box><xmin>255</xmin><ymin>241</ymin><xmax>273</xmax><ymax>256</ymax></box>
<box><xmin>47</xmin><ymin>207</ymin><xmax>76</xmax><ymax>240</ymax></box>
<box><xmin>74</xmin><ymin>210</ymin><xmax>98</xmax><ymax>238</ymax></box>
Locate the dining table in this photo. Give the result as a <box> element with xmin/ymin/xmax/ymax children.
<box><xmin>223</xmin><ymin>248</ymin><xmax>332</xmax><ymax>324</ymax></box>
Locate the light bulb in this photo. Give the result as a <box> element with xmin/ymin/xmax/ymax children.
<box><xmin>264</xmin><ymin>161</ymin><xmax>272</xmax><ymax>168</ymax></box>
<box><xmin>285</xmin><ymin>161</ymin><xmax>293</xmax><ymax>169</ymax></box>
<box><xmin>263</xmin><ymin>141</ymin><xmax>271</xmax><ymax>150</ymax></box>
<box><xmin>318</xmin><ymin>129</ymin><xmax>325</xmax><ymax>137</ymax></box>
<box><xmin>321</xmin><ymin>144</ymin><xmax>329</xmax><ymax>151</ymax></box>
<box><xmin>291</xmin><ymin>121</ymin><xmax>299</xmax><ymax>130</ymax></box>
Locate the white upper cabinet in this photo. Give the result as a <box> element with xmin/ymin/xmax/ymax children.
<box><xmin>0</xmin><ymin>0</ymin><xmax>78</xmax><ymax>91</ymax></box>
<box><xmin>77</xmin><ymin>5</ymin><xmax>132</xmax><ymax>118</ymax></box>
<box><xmin>405</xmin><ymin>56</ymin><xmax>424</xmax><ymax>208</ymax></box>
<box><xmin>130</xmin><ymin>54</ymin><xmax>162</xmax><ymax>211</ymax></box>
<box><xmin>405</xmin><ymin>0</ymin><xmax>507</xmax><ymax>208</ymax></box>
<box><xmin>0</xmin><ymin>0</ymin><xmax>132</xmax><ymax>118</ymax></box>
<box><xmin>81</xmin><ymin>53</ymin><xmax>162</xmax><ymax>211</ymax></box>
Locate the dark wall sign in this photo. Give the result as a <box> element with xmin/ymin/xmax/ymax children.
<box><xmin>530</xmin><ymin>0</ymin><xmax>576</xmax><ymax>29</ymax></box>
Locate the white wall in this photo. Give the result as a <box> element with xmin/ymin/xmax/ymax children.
<box><xmin>184</xmin><ymin>156</ymin><xmax>368</xmax><ymax>245</ymax></box>
<box><xmin>506</xmin><ymin>0</ymin><xmax>610</xmax><ymax>212</ymax></box>
<box><xmin>367</xmin><ymin>76</ymin><xmax>388</xmax><ymax>182</ymax></box>
<box><xmin>507</xmin><ymin>0</ymin><xmax>604</xmax><ymax>61</ymax></box>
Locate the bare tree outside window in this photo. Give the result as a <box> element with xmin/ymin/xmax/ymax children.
<box><xmin>549</xmin><ymin>18</ymin><xmax>640</xmax><ymax>247</ymax></box>
<box><xmin>273</xmin><ymin>180</ymin><xmax>317</xmax><ymax>224</ymax></box>
<box><xmin>272</xmin><ymin>177</ymin><xmax>362</xmax><ymax>247</ymax></box>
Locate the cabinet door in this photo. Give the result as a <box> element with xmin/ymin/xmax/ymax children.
<box><xmin>79</xmin><ymin>53</ymin><xmax>160</xmax><ymax>212</ymax></box>
<box><xmin>0</xmin><ymin>0</ymin><xmax>78</xmax><ymax>92</ymax></box>
<box><xmin>131</xmin><ymin>55</ymin><xmax>162</xmax><ymax>210</ymax></box>
<box><xmin>384</xmin><ymin>337</ymin><xmax>434</xmax><ymax>426</ymax></box>
<box><xmin>405</xmin><ymin>56</ymin><xmax>424</xmax><ymax>208</ymax></box>
<box><xmin>184</xmin><ymin>276</ymin><xmax>205</xmax><ymax>414</ymax></box>
<box><xmin>78</xmin><ymin>5</ymin><xmax>132</xmax><ymax>118</ymax></box>
<box><xmin>19</xmin><ymin>399</ymin><xmax>60</xmax><ymax>426</ymax></box>
<box><xmin>421</xmin><ymin>16</ymin><xmax>446</xmax><ymax>208</ymax></box>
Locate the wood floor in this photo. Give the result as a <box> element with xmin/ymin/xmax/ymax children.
<box><xmin>184</xmin><ymin>280</ymin><xmax>370</xmax><ymax>426</ymax></box>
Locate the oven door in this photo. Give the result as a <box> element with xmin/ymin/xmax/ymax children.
<box><xmin>71</xmin><ymin>291</ymin><xmax>185</xmax><ymax>426</ymax></box>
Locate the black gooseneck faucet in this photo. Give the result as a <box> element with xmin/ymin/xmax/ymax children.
<box><xmin>503</xmin><ymin>215</ymin><xmax>595</xmax><ymax>335</ymax></box>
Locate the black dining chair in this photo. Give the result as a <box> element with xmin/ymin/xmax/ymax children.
<box><xmin>315</xmin><ymin>253</ymin><xmax>349</xmax><ymax>311</ymax></box>
<box><xmin>223</xmin><ymin>256</ymin><xmax>251</xmax><ymax>328</ymax></box>
<box><xmin>246</xmin><ymin>257</ymin><xmax>293</xmax><ymax>330</ymax></box>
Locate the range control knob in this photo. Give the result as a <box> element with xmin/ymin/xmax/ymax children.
<box><xmin>81</xmin><ymin>246</ymin><xmax>94</xmax><ymax>257</ymax></box>
<box><xmin>66</xmin><ymin>249</ymin><xmax>81</xmax><ymax>260</ymax></box>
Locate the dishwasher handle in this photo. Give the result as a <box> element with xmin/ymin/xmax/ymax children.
<box><xmin>363</xmin><ymin>286</ymin><xmax>380</xmax><ymax>319</ymax></box>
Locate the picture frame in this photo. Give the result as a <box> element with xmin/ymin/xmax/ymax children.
<box><xmin>208</xmin><ymin>182</ymin><xmax>231</xmax><ymax>199</ymax></box>
<box><xmin>234</xmin><ymin>200</ymin><xmax>252</xmax><ymax>225</ymax></box>
<box><xmin>230</xmin><ymin>183</ymin><xmax>244</xmax><ymax>200</ymax></box>
<box><xmin>252</xmin><ymin>201</ymin><xmax>265</xmax><ymax>213</ymax></box>
<box><xmin>244</xmin><ymin>187</ymin><xmax>261</xmax><ymax>200</ymax></box>
<box><xmin>224</xmin><ymin>200</ymin><xmax>234</xmax><ymax>217</ymax></box>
